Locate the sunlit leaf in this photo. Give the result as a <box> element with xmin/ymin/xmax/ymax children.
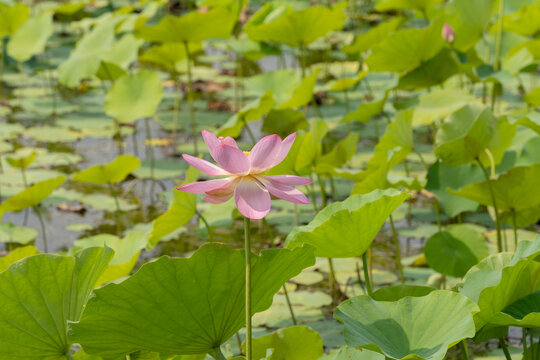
<box><xmin>105</xmin><ymin>70</ymin><xmax>163</xmax><ymax>124</ymax></box>
<box><xmin>73</xmin><ymin>155</ymin><xmax>140</xmax><ymax>185</ymax></box>
<box><xmin>286</xmin><ymin>189</ymin><xmax>410</xmax><ymax>258</ymax></box>
<box><xmin>7</xmin><ymin>12</ymin><xmax>53</xmax><ymax>62</ymax></box>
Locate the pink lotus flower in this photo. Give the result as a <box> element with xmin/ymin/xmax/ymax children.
<box><xmin>177</xmin><ymin>130</ymin><xmax>312</xmax><ymax>219</ymax></box>
<box><xmin>442</xmin><ymin>23</ymin><xmax>456</xmax><ymax>44</ymax></box>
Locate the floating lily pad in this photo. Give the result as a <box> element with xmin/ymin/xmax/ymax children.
<box><xmin>0</xmin><ymin>222</ymin><xmax>38</xmax><ymax>244</ymax></box>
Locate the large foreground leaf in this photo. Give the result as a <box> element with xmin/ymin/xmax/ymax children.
<box><xmin>0</xmin><ymin>247</ymin><xmax>113</xmax><ymax>360</ymax></box>
<box><xmin>334</xmin><ymin>290</ymin><xmax>478</xmax><ymax>360</ymax></box>
<box><xmin>70</xmin><ymin>243</ymin><xmax>315</xmax><ymax>359</ymax></box>
<box><xmin>285</xmin><ymin>189</ymin><xmax>410</xmax><ymax>258</ymax></box>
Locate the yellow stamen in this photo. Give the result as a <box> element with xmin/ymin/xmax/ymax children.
<box><xmin>243</xmin><ymin>151</ymin><xmax>250</xmax><ymax>157</ymax></box>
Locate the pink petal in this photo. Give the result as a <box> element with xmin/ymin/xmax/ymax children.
<box><xmin>234</xmin><ymin>177</ymin><xmax>271</xmax><ymax>219</ymax></box>
<box><xmin>202</xmin><ymin>130</ymin><xmax>220</xmax><ymax>159</ymax></box>
<box><xmin>213</xmin><ymin>144</ymin><xmax>250</xmax><ymax>175</ymax></box>
<box><xmin>182</xmin><ymin>154</ymin><xmax>228</xmax><ymax>176</ymax></box>
<box><xmin>264</xmin><ymin>175</ymin><xmax>312</xmax><ymax>186</ymax></box>
<box><xmin>218</xmin><ymin>136</ymin><xmax>239</xmax><ymax>149</ymax></box>
<box><xmin>248</xmin><ymin>134</ymin><xmax>282</xmax><ymax>172</ymax></box>
<box><xmin>203</xmin><ymin>193</ymin><xmax>233</xmax><ymax>204</ymax></box>
<box><xmin>176</xmin><ymin>178</ymin><xmax>232</xmax><ymax>194</ymax></box>
<box><xmin>270</xmin><ymin>133</ymin><xmax>296</xmax><ymax>168</ymax></box>
<box><xmin>261</xmin><ymin>178</ymin><xmax>310</xmax><ymax>204</ymax></box>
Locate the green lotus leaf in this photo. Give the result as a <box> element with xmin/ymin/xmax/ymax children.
<box><xmin>477</xmin><ymin>116</ymin><xmax>516</xmax><ymax>166</ymax></box>
<box><xmin>425</xmin><ymin>224</ymin><xmax>489</xmax><ymax>278</ymax></box>
<box><xmin>376</xmin><ymin>0</ymin><xmax>443</xmax><ymax>12</ymax></box>
<box><xmin>294</xmin><ymin>118</ymin><xmax>328</xmax><ymax>171</ymax></box>
<box><xmin>425</xmin><ymin>161</ymin><xmax>483</xmax><ymax>217</ymax></box>
<box><xmin>0</xmin><ymin>3</ymin><xmax>29</xmax><ymax>37</ymax></box>
<box><xmin>73</xmin><ymin>155</ymin><xmax>140</xmax><ymax>185</ymax></box>
<box><xmin>0</xmin><ymin>247</ymin><xmax>113</xmax><ymax>360</ymax></box>
<box><xmin>0</xmin><ymin>176</ymin><xmax>66</xmax><ymax>218</ymax></box>
<box><xmin>262</xmin><ymin>109</ymin><xmax>308</xmax><ymax>138</ymax></box>
<box><xmin>524</xmin><ymin>87</ymin><xmax>540</xmax><ymax>107</ymax></box>
<box><xmin>342</xmin><ymin>94</ymin><xmax>388</xmax><ymax>124</ymax></box>
<box><xmin>502</xmin><ymin>47</ymin><xmax>534</xmax><ymax>75</ymax></box>
<box><xmin>326</xmin><ymin>71</ymin><xmax>367</xmax><ymax>92</ymax></box>
<box><xmin>326</xmin><ymin>347</ymin><xmax>385</xmax><ymax>360</ymax></box>
<box><xmin>69</xmin><ymin>243</ymin><xmax>316</xmax><ymax>359</ymax></box>
<box><xmin>443</xmin><ymin>0</ymin><xmax>492</xmax><ymax>52</ymax></box>
<box><xmin>448</xmin><ymin>163</ymin><xmax>540</xmax><ymax>212</ymax></box>
<box><xmin>58</xmin><ymin>20</ymin><xmax>117</xmax><ymax>87</ymax></box>
<box><xmin>6</xmin><ymin>151</ymin><xmax>36</xmax><ymax>169</ymax></box>
<box><xmin>139</xmin><ymin>42</ymin><xmax>202</xmax><ymax>73</ymax></box>
<box><xmin>342</xmin><ymin>17</ymin><xmax>403</xmax><ymax>54</ymax></box>
<box><xmin>397</xmin><ymin>49</ymin><xmax>459</xmax><ymax>90</ymax></box>
<box><xmin>279</xmin><ymin>68</ymin><xmax>321</xmax><ymax>109</ymax></box>
<box><xmin>434</xmin><ymin>104</ymin><xmax>494</xmax><ymax>166</ymax></box>
<box><xmin>460</xmin><ymin>237</ymin><xmax>540</xmax><ymax>328</ymax></box>
<box><xmin>248</xmin><ymin>326</ymin><xmax>324</xmax><ymax>360</ymax></box>
<box><xmin>148</xmin><ymin>167</ymin><xmax>198</xmax><ymax>247</ymax></box>
<box><xmin>135</xmin><ymin>7</ymin><xmax>235</xmax><ymax>43</ymax></box>
<box><xmin>105</xmin><ymin>70</ymin><xmax>163</xmax><ymax>124</ymax></box>
<box><xmin>218</xmin><ymin>91</ymin><xmax>275</xmax><ymax>137</ymax></box>
<box><xmin>365</xmin><ymin>22</ymin><xmax>444</xmax><ymax>73</ymax></box>
<box><xmin>367</xmin><ymin>109</ymin><xmax>413</xmax><ymax>170</ymax></box>
<box><xmin>371</xmin><ymin>284</ymin><xmax>436</xmax><ymax>301</ymax></box>
<box><xmin>0</xmin><ymin>245</ymin><xmax>39</xmax><ymax>272</ymax></box>
<box><xmin>73</xmin><ymin>232</ymin><xmax>148</xmax><ymax>286</ymax></box>
<box><xmin>412</xmin><ymin>89</ymin><xmax>475</xmax><ymax>127</ymax></box>
<box><xmin>285</xmin><ymin>189</ymin><xmax>410</xmax><ymax>258</ymax></box>
<box><xmin>0</xmin><ymin>222</ymin><xmax>38</xmax><ymax>244</ymax></box>
<box><xmin>7</xmin><ymin>12</ymin><xmax>53</xmax><ymax>62</ymax></box>
<box><xmin>334</xmin><ymin>290</ymin><xmax>479</xmax><ymax>360</ymax></box>
<box><xmin>244</xmin><ymin>69</ymin><xmax>316</xmax><ymax>108</ymax></box>
<box><xmin>316</xmin><ymin>133</ymin><xmax>359</xmax><ymax>173</ymax></box>
<box><xmin>246</xmin><ymin>5</ymin><xmax>346</xmax><ymax>47</ymax></box>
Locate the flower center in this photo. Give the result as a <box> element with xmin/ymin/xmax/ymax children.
<box><xmin>243</xmin><ymin>151</ymin><xmax>250</xmax><ymax>157</ymax></box>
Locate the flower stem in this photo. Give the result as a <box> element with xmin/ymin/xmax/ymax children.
<box><xmin>327</xmin><ymin>257</ymin><xmax>340</xmax><ymax>303</ymax></box>
<box><xmin>209</xmin><ymin>347</ymin><xmax>226</xmax><ymax>360</ymax></box>
<box><xmin>144</xmin><ymin>117</ymin><xmax>156</xmax><ymax>204</ymax></box>
<box><xmin>34</xmin><ymin>206</ymin><xmax>48</xmax><ymax>253</ymax></box>
<box><xmin>523</xmin><ymin>328</ymin><xmax>528</xmax><ymax>359</ymax></box>
<box><xmin>499</xmin><ymin>337</ymin><xmax>512</xmax><ymax>360</ymax></box>
<box><xmin>476</xmin><ymin>157</ymin><xmax>502</xmax><ymax>252</ymax></box>
<box><xmin>108</xmin><ymin>182</ymin><xmax>121</xmax><ymax>236</ymax></box>
<box><xmin>511</xmin><ymin>208</ymin><xmax>518</xmax><ymax>248</ymax></box>
<box><xmin>460</xmin><ymin>340</ymin><xmax>469</xmax><ymax>360</ymax></box>
<box><xmin>282</xmin><ymin>283</ymin><xmax>297</xmax><ymax>325</ymax></box>
<box><xmin>362</xmin><ymin>252</ymin><xmax>372</xmax><ymax>296</ymax></box>
<box><xmin>244</xmin><ymin>217</ymin><xmax>252</xmax><ymax>360</ymax></box>
<box><xmin>317</xmin><ymin>173</ymin><xmax>327</xmax><ymax>209</ymax></box>
<box><xmin>196</xmin><ymin>210</ymin><xmax>213</xmax><ymax>241</ymax></box>
<box><xmin>172</xmin><ymin>71</ymin><xmax>180</xmax><ymax>147</ymax></box>
<box><xmin>389</xmin><ymin>215</ymin><xmax>404</xmax><ymax>283</ymax></box>
<box><xmin>183</xmin><ymin>41</ymin><xmax>198</xmax><ymax>155</ymax></box>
